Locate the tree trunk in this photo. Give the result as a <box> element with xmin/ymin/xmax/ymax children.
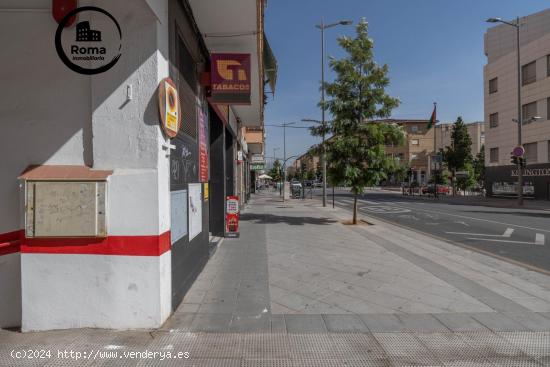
<box><xmin>352</xmin><ymin>193</ymin><xmax>358</xmax><ymax>225</ymax></box>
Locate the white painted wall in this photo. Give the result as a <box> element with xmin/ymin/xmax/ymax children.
<box><xmin>0</xmin><ymin>253</ymin><xmax>21</xmax><ymax>328</ymax></box>
<box><xmin>0</xmin><ymin>0</ymin><xmax>173</xmax><ymax>330</ymax></box>
<box><xmin>22</xmin><ymin>252</ymin><xmax>170</xmax><ymax>331</ymax></box>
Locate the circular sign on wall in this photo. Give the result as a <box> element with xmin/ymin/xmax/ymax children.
<box><xmin>158</xmin><ymin>78</ymin><xmax>182</xmax><ymax>138</ymax></box>
<box><xmin>512</xmin><ymin>146</ymin><xmax>525</xmax><ymax>157</ymax></box>
<box><xmin>55</xmin><ymin>6</ymin><xmax>122</xmax><ymax>75</ymax></box>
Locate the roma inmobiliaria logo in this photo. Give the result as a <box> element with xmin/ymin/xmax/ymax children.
<box><xmin>210</xmin><ymin>53</ymin><xmax>251</xmax><ymax>105</ymax></box>
<box><xmin>55</xmin><ymin>6</ymin><xmax>122</xmax><ymax>75</ymax></box>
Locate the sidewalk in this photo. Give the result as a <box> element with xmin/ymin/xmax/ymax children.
<box><xmin>1</xmin><ymin>191</ymin><xmax>549</xmax><ymax>366</ymax></box>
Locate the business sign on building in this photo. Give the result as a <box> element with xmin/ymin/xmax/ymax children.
<box><xmin>251</xmin><ymin>163</ymin><xmax>265</xmax><ymax>171</ymax></box>
<box><xmin>198</xmin><ymin>108</ymin><xmax>208</xmax><ymax>182</ymax></box>
<box><xmin>251</xmin><ymin>154</ymin><xmax>265</xmax><ymax>163</ymax></box>
<box><xmin>211</xmin><ymin>53</ymin><xmax>251</xmax><ymax>105</ymax></box>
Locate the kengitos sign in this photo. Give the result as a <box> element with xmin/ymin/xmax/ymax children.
<box><xmin>211</xmin><ymin>53</ymin><xmax>251</xmax><ymax>105</ymax></box>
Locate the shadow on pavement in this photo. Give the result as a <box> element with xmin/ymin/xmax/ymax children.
<box><xmin>463</xmin><ymin>210</ymin><xmax>550</xmax><ymax>218</ymax></box>
<box><xmin>240</xmin><ymin>213</ymin><xmax>337</xmax><ymax>226</ymax></box>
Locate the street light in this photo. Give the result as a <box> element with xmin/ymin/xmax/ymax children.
<box><xmin>315</xmin><ymin>18</ymin><xmax>353</xmax><ymax>207</ymax></box>
<box><xmin>486</xmin><ymin>16</ymin><xmax>525</xmax><ymax>205</ymax></box>
<box><xmin>302</xmin><ymin>117</ymin><xmax>331</xmax><ymax>201</ymax></box>
<box><xmin>265</xmin><ymin>122</ymin><xmax>297</xmax><ymax>201</ymax></box>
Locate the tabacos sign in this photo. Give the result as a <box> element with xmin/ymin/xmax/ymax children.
<box><xmin>211</xmin><ymin>53</ymin><xmax>251</xmax><ymax>105</ymax></box>
<box><xmin>55</xmin><ymin>6</ymin><xmax>122</xmax><ymax>75</ymax></box>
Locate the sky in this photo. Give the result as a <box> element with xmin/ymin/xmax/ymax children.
<box><xmin>263</xmin><ymin>0</ymin><xmax>549</xmax><ymax>168</ymax></box>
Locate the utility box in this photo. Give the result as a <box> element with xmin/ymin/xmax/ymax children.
<box><xmin>19</xmin><ymin>165</ymin><xmax>112</xmax><ymax>238</ymax></box>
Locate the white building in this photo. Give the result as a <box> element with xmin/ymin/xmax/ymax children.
<box><xmin>484</xmin><ymin>8</ymin><xmax>550</xmax><ymax>200</ymax></box>
<box><xmin>0</xmin><ymin>0</ymin><xmax>273</xmax><ymax>331</ymax></box>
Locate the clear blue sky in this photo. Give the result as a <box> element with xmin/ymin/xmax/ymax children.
<box><xmin>263</xmin><ymin>0</ymin><xmax>548</xmax><ymax>167</ymax></box>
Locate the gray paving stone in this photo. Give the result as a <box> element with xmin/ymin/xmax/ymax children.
<box><xmin>270</xmin><ymin>314</ymin><xmax>286</xmax><ymax>333</ymax></box>
<box><xmin>159</xmin><ymin>312</ymin><xmax>195</xmax><ymax>331</ymax></box>
<box><xmin>469</xmin><ymin>312</ymin><xmax>530</xmax><ymax>332</ymax></box>
<box><xmin>230</xmin><ymin>314</ymin><xmax>271</xmax><ymax>332</ymax></box>
<box><xmin>322</xmin><ymin>314</ymin><xmax>368</xmax><ymax>332</ymax></box>
<box><xmin>359</xmin><ymin>314</ymin><xmax>407</xmax><ymax>332</ymax></box>
<box><xmin>396</xmin><ymin>313</ymin><xmax>450</xmax><ymax>332</ymax></box>
<box><xmin>433</xmin><ymin>313</ymin><xmax>490</xmax><ymax>332</ymax></box>
<box><xmin>284</xmin><ymin>314</ymin><xmax>327</xmax><ymax>333</ymax></box>
<box><xmin>189</xmin><ymin>313</ymin><xmax>233</xmax><ymax>332</ymax></box>
<box><xmin>503</xmin><ymin>312</ymin><xmax>550</xmax><ymax>331</ymax></box>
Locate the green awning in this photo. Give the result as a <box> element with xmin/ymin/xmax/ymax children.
<box><xmin>263</xmin><ymin>33</ymin><xmax>278</xmax><ymax>95</ymax></box>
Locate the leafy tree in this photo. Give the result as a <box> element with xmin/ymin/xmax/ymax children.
<box><xmin>307</xmin><ymin>169</ymin><xmax>316</xmax><ymax>180</ymax></box>
<box><xmin>315</xmin><ymin>19</ymin><xmax>404</xmax><ymax>224</ymax></box>
<box><xmin>456</xmin><ymin>162</ymin><xmax>476</xmax><ymax>192</ymax></box>
<box><xmin>269</xmin><ymin>159</ymin><xmax>282</xmax><ymax>182</ymax></box>
<box><xmin>442</xmin><ymin>117</ymin><xmax>472</xmax><ymax>195</ymax></box>
<box><xmin>473</xmin><ymin>145</ymin><xmax>485</xmax><ymax>187</ymax></box>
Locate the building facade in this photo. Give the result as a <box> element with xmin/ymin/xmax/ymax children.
<box><xmin>0</xmin><ymin>0</ymin><xmax>274</xmax><ymax>331</ymax></box>
<box><xmin>435</xmin><ymin>121</ymin><xmax>485</xmax><ymax>156</ymax></box>
<box><xmin>484</xmin><ymin>9</ymin><xmax>550</xmax><ymax>200</ymax></box>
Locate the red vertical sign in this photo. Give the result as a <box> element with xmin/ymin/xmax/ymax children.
<box><xmin>198</xmin><ymin>108</ymin><xmax>209</xmax><ymax>182</ymax></box>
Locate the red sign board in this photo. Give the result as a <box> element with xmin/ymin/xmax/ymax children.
<box><xmin>198</xmin><ymin>108</ymin><xmax>208</xmax><ymax>182</ymax></box>
<box><xmin>226</xmin><ymin>196</ymin><xmax>240</xmax><ymax>237</ymax></box>
<box><xmin>211</xmin><ymin>53</ymin><xmax>251</xmax><ymax>105</ymax></box>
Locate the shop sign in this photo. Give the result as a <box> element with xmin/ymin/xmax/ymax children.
<box><xmin>158</xmin><ymin>78</ymin><xmax>181</xmax><ymax>138</ymax></box>
<box><xmin>211</xmin><ymin>53</ymin><xmax>251</xmax><ymax>105</ymax></box>
<box><xmin>251</xmin><ymin>154</ymin><xmax>265</xmax><ymax>163</ymax></box>
<box><xmin>252</xmin><ymin>163</ymin><xmax>265</xmax><ymax>171</ymax></box>
<box><xmin>226</xmin><ymin>196</ymin><xmax>240</xmax><ymax>238</ymax></box>
<box><xmin>203</xmin><ymin>183</ymin><xmax>209</xmax><ymax>201</ymax></box>
<box><xmin>511</xmin><ymin>168</ymin><xmax>550</xmax><ymax>177</ymax></box>
<box><xmin>198</xmin><ymin>108</ymin><xmax>208</xmax><ymax>181</ymax></box>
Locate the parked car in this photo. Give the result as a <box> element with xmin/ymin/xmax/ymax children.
<box><xmin>421</xmin><ymin>184</ymin><xmax>450</xmax><ymax>195</ymax></box>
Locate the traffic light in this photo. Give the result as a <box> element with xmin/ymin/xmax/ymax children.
<box><xmin>519</xmin><ymin>157</ymin><xmax>527</xmax><ymax>168</ymax></box>
<box><xmin>510</xmin><ymin>154</ymin><xmax>519</xmax><ymax>165</ymax></box>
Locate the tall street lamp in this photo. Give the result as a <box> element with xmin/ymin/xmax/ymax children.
<box><xmin>315</xmin><ymin>18</ymin><xmax>353</xmax><ymax>207</ymax></box>
<box><xmin>265</xmin><ymin>122</ymin><xmax>298</xmax><ymax>201</ymax></box>
<box><xmin>486</xmin><ymin>16</ymin><xmax>525</xmax><ymax>205</ymax></box>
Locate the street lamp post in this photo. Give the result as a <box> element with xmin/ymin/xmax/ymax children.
<box><xmin>265</xmin><ymin>122</ymin><xmax>297</xmax><ymax>201</ymax></box>
<box><xmin>315</xmin><ymin>18</ymin><xmax>352</xmax><ymax>207</ymax></box>
<box><xmin>486</xmin><ymin>16</ymin><xmax>524</xmax><ymax>205</ymax></box>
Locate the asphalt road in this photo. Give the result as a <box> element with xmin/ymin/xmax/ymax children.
<box><xmin>310</xmin><ymin>188</ymin><xmax>550</xmax><ymax>273</ymax></box>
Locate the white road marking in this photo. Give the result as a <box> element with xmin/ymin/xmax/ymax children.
<box><xmin>445</xmin><ymin>228</ymin><xmax>514</xmax><ymax>238</ymax></box>
<box><xmin>467</xmin><ymin>234</ymin><xmax>545</xmax><ymax>246</ymax></box>
<box><xmin>363</xmin><ymin>201</ymin><xmax>550</xmax><ymax>234</ymax></box>
<box><xmin>454</xmin><ymin>221</ymin><xmax>470</xmax><ymax>227</ymax></box>
<box><xmin>361</xmin><ymin>206</ymin><xmax>411</xmax><ymax>214</ymax></box>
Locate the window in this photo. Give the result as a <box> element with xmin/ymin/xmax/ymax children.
<box><xmin>522</xmin><ymin>101</ymin><xmax>538</xmax><ymax>121</ymax></box>
<box><xmin>411</xmin><ymin>139</ymin><xmax>419</xmax><ymax>145</ymax></box>
<box><xmin>522</xmin><ymin>61</ymin><xmax>536</xmax><ymax>85</ymax></box>
<box><xmin>411</xmin><ymin>154</ymin><xmax>418</xmax><ymax>160</ymax></box>
<box><xmin>489</xmin><ymin>77</ymin><xmax>498</xmax><ymax>94</ymax></box>
<box><xmin>411</xmin><ymin>125</ymin><xmax>419</xmax><ymax>132</ymax></box>
<box><xmin>489</xmin><ymin>113</ymin><xmax>499</xmax><ymax>128</ymax></box>
<box><xmin>490</xmin><ymin>147</ymin><xmax>499</xmax><ymax>163</ymax></box>
<box><xmin>523</xmin><ymin>142</ymin><xmax>537</xmax><ymax>164</ymax></box>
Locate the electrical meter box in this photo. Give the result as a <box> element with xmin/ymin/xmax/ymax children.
<box><xmin>25</xmin><ymin>181</ymin><xmax>107</xmax><ymax>238</ymax></box>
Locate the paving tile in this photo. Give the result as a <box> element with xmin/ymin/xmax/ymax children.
<box><xmin>360</xmin><ymin>314</ymin><xmax>407</xmax><ymax>332</ymax></box>
<box><xmin>284</xmin><ymin>314</ymin><xmax>327</xmax><ymax>333</ymax></box>
<box><xmin>503</xmin><ymin>312</ymin><xmax>550</xmax><ymax>331</ymax></box>
<box><xmin>396</xmin><ymin>314</ymin><xmax>450</xmax><ymax>333</ymax></box>
<box><xmin>189</xmin><ymin>313</ymin><xmax>232</xmax><ymax>332</ymax></box>
<box><xmin>433</xmin><ymin>313</ymin><xmax>490</xmax><ymax>332</ymax></box>
<box><xmin>270</xmin><ymin>314</ymin><xmax>286</xmax><ymax>333</ymax></box>
<box><xmin>322</xmin><ymin>314</ymin><xmax>369</xmax><ymax>333</ymax></box>
<box><xmin>469</xmin><ymin>312</ymin><xmax>530</xmax><ymax>332</ymax></box>
<box><xmin>230</xmin><ymin>314</ymin><xmax>271</xmax><ymax>333</ymax></box>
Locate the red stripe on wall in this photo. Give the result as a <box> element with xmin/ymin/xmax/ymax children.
<box><xmin>0</xmin><ymin>230</ymin><xmax>22</xmax><ymax>256</ymax></box>
<box><xmin>20</xmin><ymin>231</ymin><xmax>171</xmax><ymax>256</ymax></box>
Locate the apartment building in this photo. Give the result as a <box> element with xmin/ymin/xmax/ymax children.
<box><xmin>292</xmin><ymin>152</ymin><xmax>320</xmax><ymax>178</ymax></box>
<box><xmin>383</xmin><ymin>119</ymin><xmax>434</xmax><ymax>184</ymax></box>
<box><xmin>484</xmin><ymin>9</ymin><xmax>550</xmax><ymax>200</ymax></box>
<box><xmin>435</xmin><ymin>121</ymin><xmax>485</xmax><ymax>156</ymax></box>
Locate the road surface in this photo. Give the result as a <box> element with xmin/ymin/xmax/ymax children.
<box><xmin>311</xmin><ymin>188</ymin><xmax>550</xmax><ymax>273</ymax></box>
